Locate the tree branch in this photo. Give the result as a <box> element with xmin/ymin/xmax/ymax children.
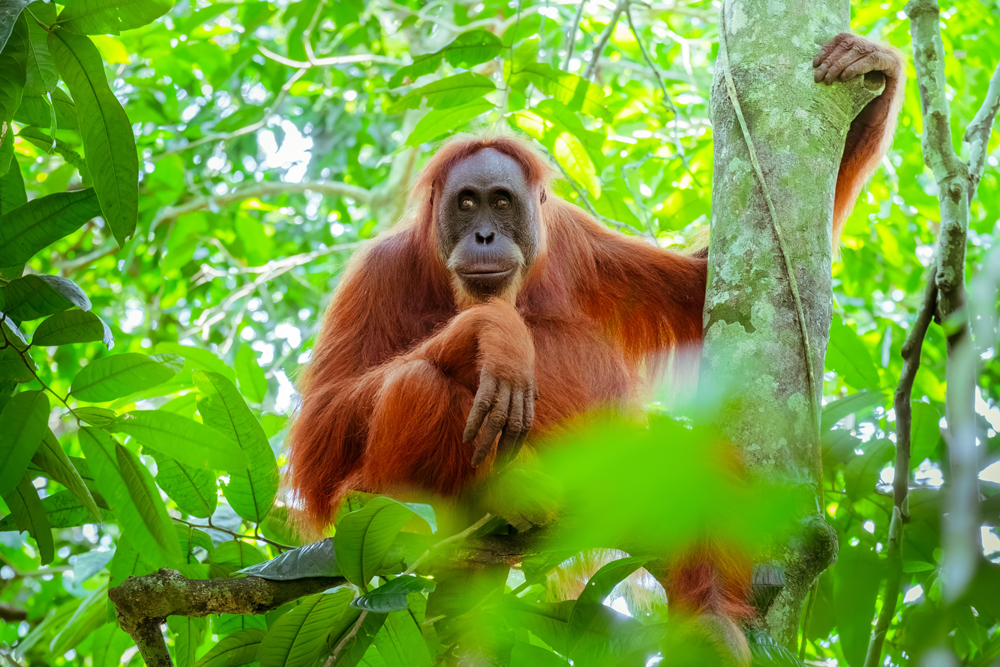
<box><xmin>562</xmin><ymin>1</ymin><xmax>586</xmax><ymax>71</ymax></box>
<box><xmin>583</xmin><ymin>0</ymin><xmax>628</xmax><ymax>81</ymax></box>
<box><xmin>964</xmin><ymin>60</ymin><xmax>1000</xmax><ymax>198</ymax></box>
<box><xmin>154</xmin><ymin>180</ymin><xmax>373</xmax><ymax>227</ymax></box>
<box><xmin>906</xmin><ymin>0</ymin><xmax>979</xmax><ymax>605</ymax></box>
<box><xmin>863</xmin><ymin>279</ymin><xmax>937</xmax><ymax>667</ymax></box>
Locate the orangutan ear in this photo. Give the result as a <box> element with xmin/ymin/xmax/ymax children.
<box><xmin>540</xmin><ymin>188</ymin><xmax>547</xmax><ymax>205</ymax></box>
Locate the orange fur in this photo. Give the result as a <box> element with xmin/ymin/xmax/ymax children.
<box><xmin>287</xmin><ymin>108</ymin><xmax>901</xmax><ymax>634</ymax></box>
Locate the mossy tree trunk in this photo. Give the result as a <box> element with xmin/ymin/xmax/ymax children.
<box><xmin>700</xmin><ymin>0</ymin><xmax>882</xmax><ymax>646</ymax></box>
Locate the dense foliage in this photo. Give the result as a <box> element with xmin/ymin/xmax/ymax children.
<box><xmin>0</xmin><ymin>0</ymin><xmax>997</xmax><ymax>666</ymax></box>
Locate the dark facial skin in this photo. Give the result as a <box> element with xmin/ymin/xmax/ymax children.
<box><xmin>437</xmin><ymin>149</ymin><xmax>541</xmax><ymax>301</ymax></box>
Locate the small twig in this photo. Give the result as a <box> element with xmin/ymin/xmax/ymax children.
<box><xmin>624</xmin><ymin>5</ymin><xmax>691</xmax><ymax>170</ymax></box>
<box><xmin>583</xmin><ymin>0</ymin><xmax>628</xmax><ymax>81</ymax></box>
<box><xmin>173</xmin><ymin>518</ymin><xmax>295</xmax><ymax>552</ymax></box>
<box><xmin>964</xmin><ymin>60</ymin><xmax>1000</xmax><ymax>199</ymax></box>
<box><xmin>562</xmin><ymin>1</ymin><xmax>587</xmax><ymax>71</ymax></box>
<box><xmin>863</xmin><ymin>279</ymin><xmax>937</xmax><ymax>667</ymax></box>
<box><xmin>258</xmin><ymin>46</ymin><xmax>401</xmax><ymax>69</ymax></box>
<box><xmin>325</xmin><ymin>610</ymin><xmax>368</xmax><ymax>666</ymax></box>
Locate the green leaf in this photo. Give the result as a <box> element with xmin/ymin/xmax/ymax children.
<box><xmin>149</xmin><ymin>452</ymin><xmax>217</xmax><ymax>519</ymax></box>
<box><xmin>831</xmin><ymin>547</ymin><xmax>883</xmax><ymax>667</ymax></box>
<box><xmin>0</xmin><ymin>150</ymin><xmax>26</xmax><ymax>215</ymax></box>
<box><xmin>48</xmin><ymin>30</ymin><xmax>137</xmax><ymax>246</ymax></box>
<box><xmin>73</xmin><ymin>406</ymin><xmax>116</xmax><ymax>427</ymax></box>
<box><xmin>17</xmin><ymin>126</ymin><xmax>93</xmax><ymax>184</ymax></box>
<box><xmin>0</xmin><ymin>188</ymin><xmax>102</xmax><ymax>266</ymax></box>
<box><xmin>256</xmin><ymin>589</ymin><xmax>357</xmax><ymax>667</ymax></box>
<box><xmin>0</xmin><ymin>341</ymin><xmax>33</xmax><ymax>382</ymax></box>
<box><xmin>51</xmin><ymin>584</ymin><xmax>109</xmax><ymax>655</ymax></box>
<box><xmin>167</xmin><ymin>615</ymin><xmax>207</xmax><ymax>667</ymax></box>
<box><xmin>211</xmin><ymin>540</ymin><xmax>267</xmax><ymax>575</ymax></box>
<box><xmin>113</xmin><ymin>409</ymin><xmax>248</xmax><ymax>470</ymax></box>
<box><xmin>23</xmin><ymin>11</ymin><xmax>58</xmax><ymax>95</ymax></box>
<box><xmin>0</xmin><ymin>273</ymin><xmax>92</xmax><ymax>322</ymax></box>
<box><xmin>32</xmin><ymin>309</ymin><xmax>113</xmax><ymax>347</ymax></box>
<box><xmin>194</xmin><ymin>628</ymin><xmax>265</xmax><ymax>667</ymax></box>
<box><xmin>196</xmin><ymin>371</ymin><xmax>277</xmax><ymax>523</ymax></box>
<box><xmin>0</xmin><ymin>489</ymin><xmax>108</xmax><ymax>530</ymax></box>
<box><xmin>389</xmin><ymin>71</ymin><xmax>496</xmax><ymax>113</ymax></box>
<box><xmin>406</xmin><ymin>99</ymin><xmax>494</xmax><ymax>146</ymax></box>
<box><xmin>369</xmin><ymin>610</ymin><xmax>433</xmax><ymax>667</ymax></box>
<box><xmin>388</xmin><ymin>29</ymin><xmax>503</xmax><ymax>87</ymax></box>
<box><xmin>30</xmin><ymin>428</ymin><xmax>101</xmax><ymax>521</ymax></box>
<box><xmin>0</xmin><ymin>11</ymin><xmax>26</xmax><ymax>176</ymax></box>
<box><xmin>334</xmin><ymin>496</ymin><xmax>433</xmax><ymax>587</ymax></box>
<box><xmin>115</xmin><ymin>442</ymin><xmax>183</xmax><ymax>564</ymax></box>
<box><xmin>746</xmin><ymin>629</ymin><xmax>808</xmax><ymax>666</ymax></box>
<box><xmin>1</xmin><ymin>473</ymin><xmax>54</xmax><ymax>564</ymax></box>
<box><xmin>70</xmin><ymin>352</ymin><xmax>182</xmax><ymax>402</ymax></box>
<box><xmin>908</xmin><ymin>400</ymin><xmax>941</xmax><ymax>463</ymax></box>
<box><xmin>0</xmin><ymin>1</ymin><xmax>30</xmax><ymax>53</ymax></box>
<box><xmin>0</xmin><ymin>389</ymin><xmax>50</xmax><ymax>496</ymax></box>
<box><xmin>57</xmin><ymin>0</ymin><xmax>175</xmax><ymax>35</ymax></box>
<box><xmin>327</xmin><ymin>610</ymin><xmax>385</xmax><ymax>666</ymax></box>
<box><xmin>234</xmin><ymin>346</ymin><xmax>267</xmax><ymax>404</ymax></box>
<box><xmin>508</xmin><ymin>62</ymin><xmax>610</xmax><ymax>121</ymax></box>
<box><xmin>826</xmin><ymin>315</ymin><xmax>881</xmax><ymax>390</ymax></box>
<box><xmin>237</xmin><ymin>538</ymin><xmax>340</xmax><ymax>580</ymax></box>
<box><xmin>78</xmin><ymin>427</ymin><xmax>182</xmax><ymax>565</ymax></box>
<box><xmin>351</xmin><ymin>575</ymin><xmax>436</xmax><ymax>612</ymax></box>
<box><xmin>553</xmin><ymin>130</ymin><xmax>600</xmax><ymax>199</ymax></box>
<box><xmin>844</xmin><ymin>439</ymin><xmax>893</xmax><ymax>501</ymax></box>
<box><xmin>821</xmin><ymin>390</ymin><xmax>885</xmax><ymax>432</ymax></box>
<box><xmin>158</xmin><ymin>342</ymin><xmax>235</xmax><ymax>382</ymax></box>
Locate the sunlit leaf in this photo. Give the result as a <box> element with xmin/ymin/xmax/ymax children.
<box><xmin>0</xmin><ymin>273</ymin><xmax>91</xmax><ymax>322</ymax></box>
<box><xmin>49</xmin><ymin>30</ymin><xmax>137</xmax><ymax>246</ymax></box>
<box><xmin>334</xmin><ymin>496</ymin><xmax>434</xmax><ymax>587</ymax></box>
<box><xmin>150</xmin><ymin>452</ymin><xmax>217</xmax><ymax>519</ymax></box>
<box><xmin>255</xmin><ymin>588</ymin><xmax>356</xmax><ymax>667</ymax></box>
<box><xmin>388</xmin><ymin>29</ymin><xmax>503</xmax><ymax>87</ymax></box>
<box><xmin>32</xmin><ymin>309</ymin><xmax>113</xmax><ymax>347</ymax></box>
<box><xmin>30</xmin><ymin>428</ymin><xmax>101</xmax><ymax>521</ymax></box>
<box><xmin>234</xmin><ymin>346</ymin><xmax>267</xmax><ymax>404</ymax></box>
<box><xmin>57</xmin><ymin>0</ymin><xmax>175</xmax><ymax>35</ymax></box>
<box><xmin>113</xmin><ymin>409</ymin><xmax>247</xmax><ymax>470</ymax></box>
<box><xmin>0</xmin><ymin>189</ymin><xmax>102</xmax><ymax>266</ymax></box>
<box><xmin>406</xmin><ymin>99</ymin><xmax>494</xmax><ymax>146</ymax></box>
<box><xmin>70</xmin><ymin>352</ymin><xmax>182</xmax><ymax>402</ymax></box>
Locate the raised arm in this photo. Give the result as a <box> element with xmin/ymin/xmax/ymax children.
<box><xmin>814</xmin><ymin>33</ymin><xmax>906</xmax><ymax>243</ymax></box>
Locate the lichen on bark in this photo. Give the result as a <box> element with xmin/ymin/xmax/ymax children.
<box><xmin>700</xmin><ymin>0</ymin><xmax>882</xmax><ymax>646</ymax></box>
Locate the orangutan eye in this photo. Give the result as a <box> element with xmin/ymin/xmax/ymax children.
<box><xmin>459</xmin><ymin>196</ymin><xmax>475</xmax><ymax>211</ymax></box>
<box><xmin>494</xmin><ymin>196</ymin><xmax>510</xmax><ymax>209</ymax></box>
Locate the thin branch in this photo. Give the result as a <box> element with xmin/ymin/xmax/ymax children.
<box><xmin>258</xmin><ymin>46</ymin><xmax>401</xmax><ymax>69</ymax></box>
<box><xmin>153</xmin><ymin>180</ymin><xmax>373</xmax><ymax>227</ymax></box>
<box><xmin>906</xmin><ymin>0</ymin><xmax>979</xmax><ymax>604</ymax></box>
<box><xmin>174</xmin><ymin>518</ymin><xmax>295</xmax><ymax>552</ymax></box>
<box><xmin>583</xmin><ymin>0</ymin><xmax>628</xmax><ymax>81</ymax></box>
<box><xmin>964</xmin><ymin>60</ymin><xmax>1000</xmax><ymax>198</ymax></box>
<box><xmin>863</xmin><ymin>279</ymin><xmax>937</xmax><ymax>667</ymax></box>
<box><xmin>403</xmin><ymin>513</ymin><xmax>494</xmax><ymax>575</ymax></box>
<box><xmin>160</xmin><ymin>68</ymin><xmax>308</xmax><ymax>158</ymax></box>
<box><xmin>562</xmin><ymin>1</ymin><xmax>587</xmax><ymax>70</ymax></box>
<box><xmin>623</xmin><ymin>5</ymin><xmax>689</xmax><ymax>168</ymax></box>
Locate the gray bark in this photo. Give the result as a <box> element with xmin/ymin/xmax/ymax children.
<box><xmin>701</xmin><ymin>0</ymin><xmax>882</xmax><ymax>646</ymax></box>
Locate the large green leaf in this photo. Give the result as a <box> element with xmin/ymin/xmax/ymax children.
<box><xmin>115</xmin><ymin>443</ymin><xmax>181</xmax><ymax>565</ymax></box>
<box><xmin>234</xmin><ymin>346</ymin><xmax>266</xmax><ymax>404</ymax></box>
<box><xmin>0</xmin><ymin>150</ymin><xmax>26</xmax><ymax>215</ymax></box>
<box><xmin>369</xmin><ymin>610</ymin><xmax>433</xmax><ymax>667</ymax></box>
<box><xmin>32</xmin><ymin>309</ymin><xmax>113</xmax><ymax>348</ymax></box>
<box><xmin>844</xmin><ymin>439</ymin><xmax>893</xmax><ymax>501</ymax></box>
<box><xmin>0</xmin><ymin>188</ymin><xmax>102</xmax><ymax>266</ymax></box>
<box><xmin>113</xmin><ymin>409</ymin><xmax>247</xmax><ymax>470</ymax></box>
<box><xmin>909</xmin><ymin>400</ymin><xmax>942</xmax><ymax>463</ymax></box>
<box><xmin>194</xmin><ymin>628</ymin><xmax>265</xmax><ymax>667</ymax></box>
<box><xmin>2</xmin><ymin>473</ymin><xmax>54</xmax><ymax>564</ymax></box>
<box><xmin>255</xmin><ymin>589</ymin><xmax>357</xmax><ymax>667</ymax></box>
<box><xmin>57</xmin><ymin>0</ymin><xmax>175</xmax><ymax>35</ymax></box>
<box><xmin>167</xmin><ymin>615</ymin><xmax>207</xmax><ymax>667</ymax></box>
<box><xmin>149</xmin><ymin>451</ymin><xmax>217</xmax><ymax>519</ymax></box>
<box><xmin>23</xmin><ymin>9</ymin><xmax>57</xmax><ymax>95</ymax></box>
<box><xmin>236</xmin><ymin>538</ymin><xmax>340</xmax><ymax>581</ymax></box>
<box><xmin>0</xmin><ymin>389</ymin><xmax>50</xmax><ymax>496</ymax></box>
<box><xmin>0</xmin><ymin>10</ymin><xmax>26</xmax><ymax>176</ymax></box>
<box><xmin>406</xmin><ymin>99</ymin><xmax>494</xmax><ymax>146</ymax></box>
<box><xmin>0</xmin><ymin>489</ymin><xmax>109</xmax><ymax>530</ymax></box>
<box><xmin>0</xmin><ymin>0</ymin><xmax>30</xmax><ymax>53</ymax></box>
<box><xmin>508</xmin><ymin>62</ymin><xmax>610</xmax><ymax>121</ymax></box>
<box><xmin>832</xmin><ymin>547</ymin><xmax>883</xmax><ymax>667</ymax></box>
<box><xmin>0</xmin><ymin>273</ymin><xmax>91</xmax><ymax>322</ymax></box>
<box><xmin>77</xmin><ymin>427</ymin><xmax>182</xmax><ymax>565</ymax></box>
<box><xmin>48</xmin><ymin>29</ymin><xmax>137</xmax><ymax>246</ymax></box>
<box><xmin>70</xmin><ymin>352</ymin><xmax>182</xmax><ymax>402</ymax></box>
<box><xmin>388</xmin><ymin>29</ymin><xmax>503</xmax><ymax>87</ymax></box>
<box><xmin>50</xmin><ymin>584</ymin><xmax>108</xmax><ymax>654</ymax></box>
<box><xmin>826</xmin><ymin>315</ymin><xmax>881</xmax><ymax>391</ymax></box>
<box><xmin>334</xmin><ymin>496</ymin><xmax>433</xmax><ymax>587</ymax></box>
<box><xmin>196</xmin><ymin>371</ymin><xmax>277</xmax><ymax>523</ymax></box>
<box><xmin>351</xmin><ymin>575</ymin><xmax>436</xmax><ymax>613</ymax></box>
<box><xmin>17</xmin><ymin>126</ymin><xmax>92</xmax><ymax>184</ymax></box>
<box><xmin>389</xmin><ymin>71</ymin><xmax>496</xmax><ymax>113</ymax></box>
<box><xmin>820</xmin><ymin>390</ymin><xmax>885</xmax><ymax>432</ymax></box>
<box><xmin>30</xmin><ymin>428</ymin><xmax>101</xmax><ymax>521</ymax></box>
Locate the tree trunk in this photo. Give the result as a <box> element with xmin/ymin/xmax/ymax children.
<box><xmin>700</xmin><ymin>0</ymin><xmax>882</xmax><ymax>646</ymax></box>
